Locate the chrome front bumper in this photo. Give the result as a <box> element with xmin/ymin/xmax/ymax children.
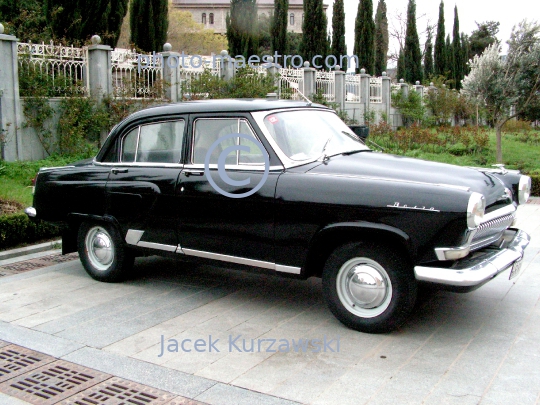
<box><xmin>415</xmin><ymin>229</ymin><xmax>530</xmax><ymax>288</ymax></box>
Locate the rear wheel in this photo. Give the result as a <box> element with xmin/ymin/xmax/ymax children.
<box><xmin>322</xmin><ymin>242</ymin><xmax>417</xmax><ymax>333</ymax></box>
<box><xmin>77</xmin><ymin>222</ymin><xmax>134</xmax><ymax>282</ymax></box>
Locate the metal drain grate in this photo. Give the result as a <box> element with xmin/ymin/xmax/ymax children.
<box><xmin>60</xmin><ymin>377</ymin><xmax>176</xmax><ymax>405</ymax></box>
<box><xmin>0</xmin><ymin>360</ymin><xmax>110</xmax><ymax>405</ymax></box>
<box><xmin>0</xmin><ymin>345</ymin><xmax>55</xmax><ymax>383</ymax></box>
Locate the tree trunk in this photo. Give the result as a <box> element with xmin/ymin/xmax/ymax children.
<box><xmin>495</xmin><ymin>123</ymin><xmax>503</xmax><ymax>163</ymax></box>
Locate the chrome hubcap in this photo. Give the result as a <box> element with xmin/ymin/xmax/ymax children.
<box><xmin>336</xmin><ymin>258</ymin><xmax>392</xmax><ymax>318</ymax></box>
<box><xmin>85</xmin><ymin>227</ymin><xmax>114</xmax><ymax>271</ymax></box>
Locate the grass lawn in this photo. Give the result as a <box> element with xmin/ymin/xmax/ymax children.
<box><xmin>0</xmin><ymin>155</ymin><xmax>85</xmax><ymax>213</ymax></box>
<box><xmin>372</xmin><ymin>130</ymin><xmax>539</xmax><ymax>174</ymax></box>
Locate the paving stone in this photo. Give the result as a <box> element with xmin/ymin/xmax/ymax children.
<box><xmin>62</xmin><ymin>347</ymin><xmax>217</xmax><ymax>399</ymax></box>
<box><xmin>195</xmin><ymin>383</ymin><xmax>301</xmax><ymax>405</ymax></box>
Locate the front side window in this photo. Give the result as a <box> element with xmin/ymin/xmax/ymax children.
<box><xmin>202</xmin><ymin>13</ymin><xmax>207</xmax><ymax>24</ymax></box>
<box><xmin>121</xmin><ymin>120</ymin><xmax>185</xmax><ymax>164</ymax></box>
<box><xmin>290</xmin><ymin>13</ymin><xmax>295</xmax><ymax>26</ymax></box>
<box><xmin>263</xmin><ymin>110</ymin><xmax>369</xmax><ymax>161</ymax></box>
<box><xmin>192</xmin><ymin>118</ymin><xmax>266</xmax><ymax>166</ymax></box>
<box><xmin>209</xmin><ymin>13</ymin><xmax>214</xmax><ymax>24</ymax></box>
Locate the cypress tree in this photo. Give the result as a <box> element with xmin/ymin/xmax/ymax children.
<box><xmin>434</xmin><ymin>0</ymin><xmax>446</xmax><ymax>76</ymax></box>
<box><xmin>226</xmin><ymin>0</ymin><xmax>258</xmax><ymax>59</ymax></box>
<box><xmin>44</xmin><ymin>0</ymin><xmax>128</xmax><ymax>46</ymax></box>
<box><xmin>397</xmin><ymin>48</ymin><xmax>405</xmax><ymax>81</ymax></box>
<box><xmin>403</xmin><ymin>0</ymin><xmax>422</xmax><ymax>83</ymax></box>
<box><xmin>445</xmin><ymin>34</ymin><xmax>451</xmax><ymax>75</ymax></box>
<box><xmin>461</xmin><ymin>33</ymin><xmax>470</xmax><ymax>76</ymax></box>
<box><xmin>451</xmin><ymin>5</ymin><xmax>462</xmax><ymax>89</ymax></box>
<box><xmin>353</xmin><ymin>0</ymin><xmax>375</xmax><ymax>74</ymax></box>
<box><xmin>130</xmin><ymin>0</ymin><xmax>168</xmax><ymax>52</ymax></box>
<box><xmin>301</xmin><ymin>0</ymin><xmax>328</xmax><ymax>67</ymax></box>
<box><xmin>424</xmin><ymin>26</ymin><xmax>434</xmax><ymax>80</ymax></box>
<box><xmin>374</xmin><ymin>0</ymin><xmax>389</xmax><ymax>76</ymax></box>
<box><xmin>271</xmin><ymin>0</ymin><xmax>288</xmax><ymax>56</ymax></box>
<box><xmin>331</xmin><ymin>0</ymin><xmax>347</xmax><ymax>70</ymax></box>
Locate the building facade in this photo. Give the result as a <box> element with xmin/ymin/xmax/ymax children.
<box><xmin>172</xmin><ymin>0</ymin><xmax>327</xmax><ymax>35</ymax></box>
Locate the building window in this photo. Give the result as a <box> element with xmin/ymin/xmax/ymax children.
<box><xmin>209</xmin><ymin>13</ymin><xmax>214</xmax><ymax>24</ymax></box>
<box><xmin>259</xmin><ymin>12</ymin><xmax>266</xmax><ymax>21</ymax></box>
<box><xmin>290</xmin><ymin>13</ymin><xmax>294</xmax><ymax>26</ymax></box>
<box><xmin>202</xmin><ymin>13</ymin><xmax>206</xmax><ymax>24</ymax></box>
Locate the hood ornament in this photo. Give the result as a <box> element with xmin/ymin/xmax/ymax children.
<box><xmin>492</xmin><ymin>164</ymin><xmax>508</xmax><ymax>175</ymax></box>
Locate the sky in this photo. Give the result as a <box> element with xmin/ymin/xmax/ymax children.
<box><xmin>325</xmin><ymin>0</ymin><xmax>539</xmax><ymax>69</ymax></box>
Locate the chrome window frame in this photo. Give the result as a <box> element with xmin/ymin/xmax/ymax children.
<box><xmin>116</xmin><ymin>119</ymin><xmax>186</xmax><ymax>166</ymax></box>
<box><xmin>251</xmin><ymin>108</ymin><xmax>350</xmax><ymax>170</ymax></box>
<box><xmin>190</xmin><ymin>117</ymin><xmax>272</xmax><ymax>170</ymax></box>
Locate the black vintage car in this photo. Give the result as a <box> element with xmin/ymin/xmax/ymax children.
<box><xmin>26</xmin><ymin>99</ymin><xmax>532</xmax><ymax>333</ymax></box>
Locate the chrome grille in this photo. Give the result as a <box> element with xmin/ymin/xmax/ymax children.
<box><xmin>470</xmin><ymin>212</ymin><xmax>515</xmax><ymax>251</ymax></box>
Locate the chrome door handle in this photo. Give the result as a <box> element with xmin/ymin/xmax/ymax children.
<box><xmin>184</xmin><ymin>170</ymin><xmax>204</xmax><ymax>177</ymax></box>
<box><xmin>111</xmin><ymin>168</ymin><xmax>128</xmax><ymax>174</ymax></box>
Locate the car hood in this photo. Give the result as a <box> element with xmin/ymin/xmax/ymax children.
<box><xmin>307</xmin><ymin>152</ymin><xmax>505</xmax><ymax>206</ymax></box>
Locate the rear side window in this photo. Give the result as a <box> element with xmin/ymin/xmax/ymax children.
<box><xmin>120</xmin><ymin>120</ymin><xmax>185</xmax><ymax>163</ymax></box>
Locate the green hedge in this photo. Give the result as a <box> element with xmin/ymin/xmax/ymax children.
<box><xmin>531</xmin><ymin>175</ymin><xmax>540</xmax><ymax>197</ymax></box>
<box><xmin>0</xmin><ymin>213</ymin><xmax>60</xmax><ymax>250</ymax></box>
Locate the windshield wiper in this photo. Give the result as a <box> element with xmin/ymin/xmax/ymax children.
<box><xmin>341</xmin><ymin>149</ymin><xmax>372</xmax><ymax>156</ymax></box>
<box><xmin>318</xmin><ymin>132</ymin><xmax>335</xmax><ymax>161</ymax></box>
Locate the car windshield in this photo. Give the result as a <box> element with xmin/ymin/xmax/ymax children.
<box><xmin>262</xmin><ymin>110</ymin><xmax>369</xmax><ymax>161</ymax></box>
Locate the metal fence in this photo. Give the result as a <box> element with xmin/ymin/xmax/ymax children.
<box><xmin>369</xmin><ymin>77</ymin><xmax>383</xmax><ymax>103</ymax></box>
<box><xmin>17</xmin><ymin>41</ymin><xmax>88</xmax><ymax>97</ymax></box>
<box><xmin>345</xmin><ymin>74</ymin><xmax>361</xmax><ymax>102</ymax></box>
<box><xmin>315</xmin><ymin>71</ymin><xmax>336</xmax><ymax>102</ymax></box>
<box><xmin>111</xmin><ymin>49</ymin><xmax>163</xmax><ymax>98</ymax></box>
<box><xmin>279</xmin><ymin>68</ymin><xmax>304</xmax><ymax>100</ymax></box>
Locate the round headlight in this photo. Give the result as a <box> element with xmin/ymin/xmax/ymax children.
<box><xmin>467</xmin><ymin>192</ymin><xmax>486</xmax><ymax>229</ymax></box>
<box><xmin>518</xmin><ymin>176</ymin><xmax>531</xmax><ymax>205</ymax></box>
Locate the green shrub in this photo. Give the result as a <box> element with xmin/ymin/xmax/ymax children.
<box><xmin>530</xmin><ymin>174</ymin><xmax>540</xmax><ymax>197</ymax></box>
<box><xmin>0</xmin><ymin>213</ymin><xmax>60</xmax><ymax>249</ymax></box>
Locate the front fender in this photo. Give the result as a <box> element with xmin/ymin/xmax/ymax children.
<box><xmin>302</xmin><ymin>221</ymin><xmax>413</xmax><ymax>278</ymax></box>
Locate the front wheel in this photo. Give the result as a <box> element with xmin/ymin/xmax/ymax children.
<box><xmin>322</xmin><ymin>242</ymin><xmax>417</xmax><ymax>333</ymax></box>
<box><xmin>77</xmin><ymin>222</ymin><xmax>134</xmax><ymax>282</ymax></box>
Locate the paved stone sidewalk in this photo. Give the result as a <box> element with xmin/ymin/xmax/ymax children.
<box><xmin>0</xmin><ymin>204</ymin><xmax>539</xmax><ymax>405</ymax></box>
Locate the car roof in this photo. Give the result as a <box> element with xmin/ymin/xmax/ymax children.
<box><xmin>126</xmin><ymin>99</ymin><xmax>330</xmax><ymax>120</ymax></box>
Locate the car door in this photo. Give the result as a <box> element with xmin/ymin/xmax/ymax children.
<box><xmin>176</xmin><ymin>114</ymin><xmax>282</xmax><ymax>265</ymax></box>
<box><xmin>106</xmin><ymin>118</ymin><xmax>186</xmax><ymax>250</ymax></box>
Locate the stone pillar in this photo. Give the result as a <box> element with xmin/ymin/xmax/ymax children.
<box><xmin>381</xmin><ymin>71</ymin><xmax>391</xmax><ymax>120</ymax></box>
<box><xmin>0</xmin><ymin>25</ymin><xmax>23</xmax><ymax>161</ymax></box>
<box><xmin>302</xmin><ymin>62</ymin><xmax>316</xmax><ymax>99</ymax></box>
<box><xmin>359</xmin><ymin>68</ymin><xmax>371</xmax><ymax>105</ymax></box>
<box><xmin>266</xmin><ymin>56</ymin><xmax>280</xmax><ymax>92</ymax></box>
<box><xmin>219</xmin><ymin>50</ymin><xmax>235</xmax><ymax>81</ymax></box>
<box><xmin>87</xmin><ymin>35</ymin><xmax>113</xmax><ymax>101</ymax></box>
<box><xmin>334</xmin><ymin>66</ymin><xmax>346</xmax><ymax>110</ymax></box>
<box><xmin>400</xmin><ymin>78</ymin><xmax>409</xmax><ymax>99</ymax></box>
<box><xmin>414</xmin><ymin>81</ymin><xmax>424</xmax><ymax>100</ymax></box>
<box><xmin>161</xmin><ymin>43</ymin><xmax>180</xmax><ymax>102</ymax></box>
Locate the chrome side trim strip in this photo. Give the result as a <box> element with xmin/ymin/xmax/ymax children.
<box><xmin>182</xmin><ymin>248</ymin><xmax>276</xmax><ymax>270</ymax></box>
<box><xmin>275</xmin><ymin>264</ymin><xmax>302</xmax><ymax>274</ymax></box>
<box><xmin>304</xmin><ymin>172</ymin><xmax>471</xmax><ymax>192</ymax></box>
<box><xmin>125</xmin><ymin>230</ymin><xmax>144</xmax><ymax>245</ymax></box>
<box><xmin>182</xmin><ymin>248</ymin><xmax>302</xmax><ymax>274</ymax></box>
<box><xmin>125</xmin><ymin>229</ymin><xmax>177</xmax><ymax>253</ymax></box>
<box><xmin>137</xmin><ymin>241</ymin><xmax>178</xmax><ymax>252</ymax></box>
